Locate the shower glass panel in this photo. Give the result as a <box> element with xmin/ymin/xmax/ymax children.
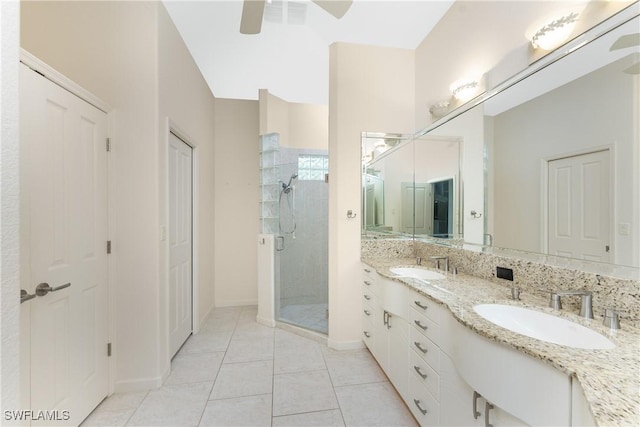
<box><xmin>260</xmin><ymin>134</ymin><xmax>329</xmax><ymax>334</ymax></box>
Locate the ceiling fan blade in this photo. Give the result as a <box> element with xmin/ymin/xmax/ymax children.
<box><xmin>312</xmin><ymin>0</ymin><xmax>353</xmax><ymax>19</ymax></box>
<box><xmin>240</xmin><ymin>0</ymin><xmax>266</xmax><ymax>35</ymax></box>
<box><xmin>610</xmin><ymin>33</ymin><xmax>640</xmax><ymax>51</ymax></box>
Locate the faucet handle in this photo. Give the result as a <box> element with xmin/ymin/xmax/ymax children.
<box><xmin>603</xmin><ymin>308</ymin><xmax>621</xmax><ymax>330</ymax></box>
<box><xmin>549</xmin><ymin>292</ymin><xmax>562</xmax><ymax>310</ymax></box>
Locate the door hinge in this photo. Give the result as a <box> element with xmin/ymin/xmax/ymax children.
<box><xmin>107</xmin><ymin>240</ymin><xmax>112</xmax><ymax>254</ymax></box>
<box><xmin>107</xmin><ymin>343</ymin><xmax>112</xmax><ymax>357</ymax></box>
<box><xmin>106</xmin><ymin>138</ymin><xmax>111</xmax><ymax>152</ymax></box>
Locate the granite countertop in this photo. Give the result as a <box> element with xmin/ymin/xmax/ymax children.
<box><xmin>362</xmin><ymin>256</ymin><xmax>640</xmax><ymax>427</ymax></box>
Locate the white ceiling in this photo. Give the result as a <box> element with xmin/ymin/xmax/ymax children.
<box><xmin>163</xmin><ymin>0</ymin><xmax>454</xmax><ymax>105</ymax></box>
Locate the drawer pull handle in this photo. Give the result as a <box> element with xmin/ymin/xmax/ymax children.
<box><xmin>414</xmin><ymin>300</ymin><xmax>428</xmax><ymax>310</ymax></box>
<box><xmin>364</xmin><ymin>294</ymin><xmax>371</xmax><ymax>300</ymax></box>
<box><xmin>414</xmin><ymin>341</ymin><xmax>428</xmax><ymax>354</ymax></box>
<box><xmin>485</xmin><ymin>402</ymin><xmax>494</xmax><ymax>427</ymax></box>
<box><xmin>364</xmin><ymin>310</ymin><xmax>371</xmax><ymax>316</ymax></box>
<box><xmin>413</xmin><ymin>365</ymin><xmax>427</xmax><ymax>379</ymax></box>
<box><xmin>473</xmin><ymin>391</ymin><xmax>482</xmax><ymax>419</ymax></box>
<box><xmin>414</xmin><ymin>320</ymin><xmax>428</xmax><ymax>330</ymax></box>
<box><xmin>364</xmin><ymin>280</ymin><xmax>372</xmax><ymax>286</ymax></box>
<box><xmin>364</xmin><ymin>268</ymin><xmax>371</xmax><ymax>273</ymax></box>
<box><xmin>413</xmin><ymin>399</ymin><xmax>428</xmax><ymax>415</ymax></box>
<box><xmin>364</xmin><ymin>331</ymin><xmax>371</xmax><ymax>338</ymax></box>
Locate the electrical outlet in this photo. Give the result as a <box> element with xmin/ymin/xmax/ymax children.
<box><xmin>496</xmin><ymin>266</ymin><xmax>514</xmax><ymax>281</ymax></box>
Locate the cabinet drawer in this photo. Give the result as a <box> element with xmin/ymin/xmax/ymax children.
<box><xmin>362</xmin><ymin>275</ymin><xmax>378</xmax><ymax>294</ymax></box>
<box><xmin>409</xmin><ymin>374</ymin><xmax>440</xmax><ymax>426</ymax></box>
<box><xmin>362</xmin><ymin>327</ymin><xmax>374</xmax><ymax>348</ymax></box>
<box><xmin>410</xmin><ymin>348</ymin><xmax>440</xmax><ymax>401</ymax></box>
<box><xmin>410</xmin><ymin>325</ymin><xmax>440</xmax><ymax>371</ymax></box>
<box><xmin>362</xmin><ymin>286</ymin><xmax>376</xmax><ymax>305</ymax></box>
<box><xmin>409</xmin><ymin>306</ymin><xmax>440</xmax><ymax>345</ymax></box>
<box><xmin>409</xmin><ymin>293</ymin><xmax>443</xmax><ymax>325</ymax></box>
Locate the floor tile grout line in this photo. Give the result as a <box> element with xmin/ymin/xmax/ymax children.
<box><xmin>196</xmin><ymin>308</ymin><xmax>240</xmax><ymax>427</ymax></box>
<box><xmin>320</xmin><ymin>339</ymin><xmax>348</xmax><ymax>427</ymax></box>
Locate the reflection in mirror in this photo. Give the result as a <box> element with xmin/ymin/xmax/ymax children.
<box><xmin>361</xmin><ymin>132</ymin><xmax>463</xmax><ymax>239</ymax></box>
<box><xmin>361</xmin><ymin>133</ymin><xmax>413</xmax><ymax>236</ymax></box>
<box><xmin>484</xmin><ymin>14</ymin><xmax>639</xmax><ymax>268</ymax></box>
<box><xmin>408</xmin><ymin>8</ymin><xmax>639</xmax><ymax>270</ymax></box>
<box><xmin>412</xmin><ymin>136</ymin><xmax>462</xmax><ymax>238</ymax></box>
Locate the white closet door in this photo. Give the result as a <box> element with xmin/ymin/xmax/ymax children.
<box><xmin>169</xmin><ymin>133</ymin><xmax>193</xmax><ymax>357</ymax></box>
<box><xmin>548</xmin><ymin>150</ymin><xmax>610</xmax><ymax>262</ymax></box>
<box><xmin>20</xmin><ymin>63</ymin><xmax>109</xmax><ymax>426</ymax></box>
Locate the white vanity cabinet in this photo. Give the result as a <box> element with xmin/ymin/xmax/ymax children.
<box><xmin>361</xmin><ymin>265</ymin><xmax>575</xmax><ymax>427</ymax></box>
<box><xmin>361</xmin><ymin>265</ymin><xmax>410</xmax><ymax>398</ymax></box>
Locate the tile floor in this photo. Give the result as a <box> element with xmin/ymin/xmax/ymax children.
<box><xmin>81</xmin><ymin>305</ymin><xmax>418</xmax><ymax>427</ymax></box>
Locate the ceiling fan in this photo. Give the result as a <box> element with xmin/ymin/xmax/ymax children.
<box><xmin>240</xmin><ymin>0</ymin><xmax>353</xmax><ymax>34</ymax></box>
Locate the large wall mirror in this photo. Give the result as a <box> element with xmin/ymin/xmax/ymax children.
<box><xmin>485</xmin><ymin>13</ymin><xmax>639</xmax><ymax>268</ymax></box>
<box><xmin>362</xmin><ymin>7</ymin><xmax>639</xmax><ymax>271</ymax></box>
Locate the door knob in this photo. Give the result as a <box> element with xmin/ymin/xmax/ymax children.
<box><xmin>35</xmin><ymin>282</ymin><xmax>71</xmax><ymax>297</ymax></box>
<box><xmin>20</xmin><ymin>289</ymin><xmax>36</xmax><ymax>304</ymax></box>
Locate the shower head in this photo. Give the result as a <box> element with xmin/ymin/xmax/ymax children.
<box><xmin>281</xmin><ymin>173</ymin><xmax>298</xmax><ymax>193</ymax></box>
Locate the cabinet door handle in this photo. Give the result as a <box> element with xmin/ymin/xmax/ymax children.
<box><xmin>363</xmin><ymin>331</ymin><xmax>371</xmax><ymax>338</ymax></box>
<box><xmin>364</xmin><ymin>280</ymin><xmax>372</xmax><ymax>286</ymax></box>
<box><xmin>473</xmin><ymin>391</ymin><xmax>482</xmax><ymax>419</ymax></box>
<box><xmin>413</xmin><ymin>399</ymin><xmax>428</xmax><ymax>415</ymax></box>
<box><xmin>364</xmin><ymin>310</ymin><xmax>371</xmax><ymax>316</ymax></box>
<box><xmin>413</xmin><ymin>365</ymin><xmax>427</xmax><ymax>379</ymax></box>
<box><xmin>485</xmin><ymin>402</ymin><xmax>494</xmax><ymax>427</ymax></box>
<box><xmin>364</xmin><ymin>294</ymin><xmax>371</xmax><ymax>300</ymax></box>
<box><xmin>414</xmin><ymin>320</ymin><xmax>428</xmax><ymax>330</ymax></box>
<box><xmin>414</xmin><ymin>341</ymin><xmax>428</xmax><ymax>354</ymax></box>
<box><xmin>414</xmin><ymin>300</ymin><xmax>428</xmax><ymax>310</ymax></box>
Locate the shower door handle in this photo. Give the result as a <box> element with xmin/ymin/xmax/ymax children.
<box><xmin>276</xmin><ymin>236</ymin><xmax>285</xmax><ymax>251</ymax></box>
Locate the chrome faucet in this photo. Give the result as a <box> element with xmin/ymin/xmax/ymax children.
<box><xmin>430</xmin><ymin>256</ymin><xmax>449</xmax><ymax>272</ymax></box>
<box><xmin>548</xmin><ymin>290</ymin><xmax>594</xmax><ymax>319</ymax></box>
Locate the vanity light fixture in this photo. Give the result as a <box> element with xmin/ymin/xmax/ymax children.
<box><xmin>429</xmin><ymin>100</ymin><xmax>451</xmax><ymax>119</ymax></box>
<box><xmin>450</xmin><ymin>79</ymin><xmax>479</xmax><ymax>102</ymax></box>
<box><xmin>531</xmin><ymin>12</ymin><xmax>579</xmax><ymax>50</ymax></box>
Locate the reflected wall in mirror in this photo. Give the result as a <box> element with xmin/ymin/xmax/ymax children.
<box><xmin>484</xmin><ymin>13</ymin><xmax>639</xmax><ymax>268</ymax></box>
<box><xmin>361</xmin><ymin>132</ymin><xmax>463</xmax><ymax>238</ymax></box>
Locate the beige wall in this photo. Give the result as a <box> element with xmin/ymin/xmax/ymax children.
<box><xmin>328</xmin><ymin>42</ymin><xmax>415</xmax><ymax>349</ymax></box>
<box><xmin>157</xmin><ymin>2</ymin><xmax>217</xmax><ymax>365</ymax></box>
<box><xmin>213</xmin><ymin>98</ymin><xmax>260</xmax><ymax>307</ymax></box>
<box><xmin>259</xmin><ymin>89</ymin><xmax>328</xmax><ymax>149</ymax></box>
<box><xmin>21</xmin><ymin>0</ymin><xmax>218</xmax><ymax>392</ymax></box>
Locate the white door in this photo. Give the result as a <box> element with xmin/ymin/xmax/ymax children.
<box><xmin>168</xmin><ymin>133</ymin><xmax>193</xmax><ymax>357</ymax></box>
<box><xmin>401</xmin><ymin>182</ymin><xmax>432</xmax><ymax>234</ymax></box>
<box><xmin>20</xmin><ymin>63</ymin><xmax>109</xmax><ymax>425</ymax></box>
<box><xmin>548</xmin><ymin>150</ymin><xmax>610</xmax><ymax>262</ymax></box>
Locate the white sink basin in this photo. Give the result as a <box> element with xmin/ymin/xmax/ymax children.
<box><xmin>390</xmin><ymin>267</ymin><xmax>446</xmax><ymax>280</ymax></box>
<box><xmin>473</xmin><ymin>304</ymin><xmax>614</xmax><ymax>350</ymax></box>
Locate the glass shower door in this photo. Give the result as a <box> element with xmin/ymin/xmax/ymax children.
<box><xmin>274</xmin><ymin>149</ymin><xmax>328</xmax><ymax>334</ymax></box>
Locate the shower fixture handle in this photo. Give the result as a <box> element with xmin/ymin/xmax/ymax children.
<box><xmin>275</xmin><ymin>236</ymin><xmax>285</xmax><ymax>251</ymax></box>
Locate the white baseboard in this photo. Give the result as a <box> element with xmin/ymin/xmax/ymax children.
<box><xmin>256</xmin><ymin>315</ymin><xmax>276</xmax><ymax>327</ymax></box>
<box><xmin>215</xmin><ymin>299</ymin><xmax>258</xmax><ymax>308</ymax></box>
<box><xmin>114</xmin><ymin>373</ymin><xmax>165</xmax><ymax>393</ymax></box>
<box><xmin>327</xmin><ymin>338</ymin><xmax>365</xmax><ymax>351</ymax></box>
